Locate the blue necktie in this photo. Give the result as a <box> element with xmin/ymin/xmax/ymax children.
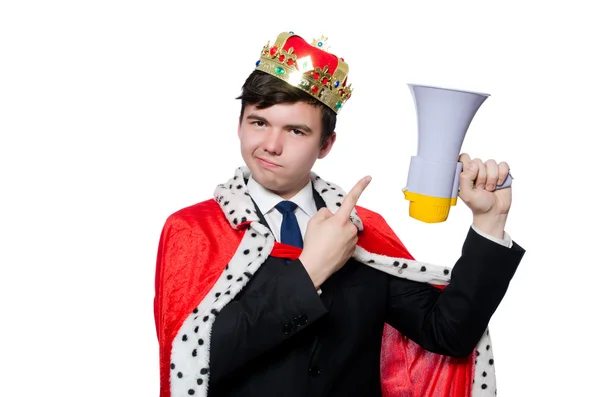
<box><xmin>275</xmin><ymin>201</ymin><xmax>303</xmax><ymax>249</ymax></box>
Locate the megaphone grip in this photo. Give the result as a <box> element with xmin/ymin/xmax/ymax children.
<box><xmin>496</xmin><ymin>173</ymin><xmax>513</xmax><ymax>189</ymax></box>
<box><xmin>456</xmin><ymin>162</ymin><xmax>513</xmax><ymax>190</ymax></box>
<box><xmin>405</xmin><ymin>157</ymin><xmax>513</xmax><ymax>199</ymax></box>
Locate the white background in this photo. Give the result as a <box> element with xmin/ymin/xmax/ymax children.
<box><xmin>1</xmin><ymin>1</ymin><xmax>598</xmax><ymax>395</ymax></box>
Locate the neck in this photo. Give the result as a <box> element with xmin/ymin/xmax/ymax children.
<box><xmin>276</xmin><ymin>178</ymin><xmax>310</xmax><ymax>200</ymax></box>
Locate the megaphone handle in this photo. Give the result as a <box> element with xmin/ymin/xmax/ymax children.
<box><xmin>496</xmin><ymin>173</ymin><xmax>513</xmax><ymax>189</ymax></box>
<box><xmin>457</xmin><ymin>162</ymin><xmax>513</xmax><ymax>191</ymax></box>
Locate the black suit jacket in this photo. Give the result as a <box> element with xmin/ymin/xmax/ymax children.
<box><xmin>207</xmin><ymin>188</ymin><xmax>525</xmax><ymax>397</ymax></box>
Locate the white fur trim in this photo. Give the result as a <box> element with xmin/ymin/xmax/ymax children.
<box><xmin>472</xmin><ymin>330</ymin><xmax>497</xmax><ymax>396</ymax></box>
<box><xmin>170</xmin><ymin>217</ymin><xmax>273</xmax><ymax>396</ymax></box>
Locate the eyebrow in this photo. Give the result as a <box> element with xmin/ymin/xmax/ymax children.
<box><xmin>246</xmin><ymin>113</ymin><xmax>313</xmax><ymax>133</ymax></box>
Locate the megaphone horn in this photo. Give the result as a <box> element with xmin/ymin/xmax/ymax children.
<box><xmin>402</xmin><ymin>84</ymin><xmax>513</xmax><ymax>223</ymax></box>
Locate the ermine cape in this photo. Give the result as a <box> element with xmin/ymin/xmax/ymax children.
<box><xmin>154</xmin><ymin>167</ymin><xmax>497</xmax><ymax>397</ymax></box>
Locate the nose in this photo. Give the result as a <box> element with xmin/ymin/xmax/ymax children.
<box><xmin>261</xmin><ymin>128</ymin><xmax>284</xmax><ymax>155</ymax></box>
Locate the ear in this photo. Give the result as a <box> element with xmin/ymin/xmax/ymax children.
<box><xmin>318</xmin><ymin>132</ymin><xmax>336</xmax><ymax>159</ymax></box>
<box><xmin>237</xmin><ymin>107</ymin><xmax>246</xmax><ymax>139</ymax></box>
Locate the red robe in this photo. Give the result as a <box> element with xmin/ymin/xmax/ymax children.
<box><xmin>154</xmin><ymin>168</ymin><xmax>497</xmax><ymax>397</ymax></box>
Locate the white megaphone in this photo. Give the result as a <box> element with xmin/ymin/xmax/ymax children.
<box><xmin>402</xmin><ymin>84</ymin><xmax>513</xmax><ymax>223</ymax></box>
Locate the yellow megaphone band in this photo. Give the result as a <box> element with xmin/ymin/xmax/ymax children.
<box><xmin>403</xmin><ymin>190</ymin><xmax>458</xmax><ymax>223</ymax></box>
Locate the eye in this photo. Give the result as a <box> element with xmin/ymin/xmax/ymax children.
<box><xmin>251</xmin><ymin>120</ymin><xmax>266</xmax><ymax>127</ymax></box>
<box><xmin>291</xmin><ymin>129</ymin><xmax>305</xmax><ymax>136</ymax></box>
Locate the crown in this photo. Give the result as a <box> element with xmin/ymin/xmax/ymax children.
<box><xmin>255</xmin><ymin>32</ymin><xmax>352</xmax><ymax>114</ymax></box>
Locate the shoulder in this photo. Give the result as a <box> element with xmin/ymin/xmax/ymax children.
<box><xmin>160</xmin><ymin>199</ymin><xmax>226</xmax><ymax>237</ymax></box>
<box><xmin>355</xmin><ymin>205</ymin><xmax>388</xmax><ymax>226</ymax></box>
<box><xmin>355</xmin><ymin>205</ymin><xmax>414</xmax><ymax>259</ymax></box>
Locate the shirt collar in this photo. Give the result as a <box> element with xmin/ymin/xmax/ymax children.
<box><xmin>247</xmin><ymin>174</ymin><xmax>317</xmax><ymax>217</ymax></box>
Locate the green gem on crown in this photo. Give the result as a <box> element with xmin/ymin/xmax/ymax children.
<box><xmin>335</xmin><ymin>102</ymin><xmax>342</xmax><ymax>109</ymax></box>
<box><xmin>275</xmin><ymin>67</ymin><xmax>285</xmax><ymax>75</ymax></box>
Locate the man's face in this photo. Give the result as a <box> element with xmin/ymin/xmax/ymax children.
<box><xmin>238</xmin><ymin>102</ymin><xmax>335</xmax><ymax>199</ymax></box>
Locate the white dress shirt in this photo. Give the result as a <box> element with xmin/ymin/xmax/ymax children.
<box><xmin>247</xmin><ymin>174</ymin><xmax>317</xmax><ymax>243</ymax></box>
<box><xmin>246</xmin><ymin>175</ymin><xmax>513</xmax><ymax>249</ymax></box>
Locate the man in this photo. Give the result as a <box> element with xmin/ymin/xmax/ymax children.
<box><xmin>154</xmin><ymin>31</ymin><xmax>525</xmax><ymax>397</ymax></box>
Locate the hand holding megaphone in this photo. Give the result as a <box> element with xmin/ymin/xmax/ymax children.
<box><xmin>457</xmin><ymin>153</ymin><xmax>513</xmax><ymax>217</ymax></box>
<box><xmin>402</xmin><ymin>84</ymin><xmax>513</xmax><ymax>223</ymax></box>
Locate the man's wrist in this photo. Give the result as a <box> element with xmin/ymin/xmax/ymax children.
<box><xmin>472</xmin><ymin>213</ymin><xmax>508</xmax><ymax>240</ymax></box>
<box><xmin>298</xmin><ymin>253</ymin><xmax>327</xmax><ymax>290</ymax></box>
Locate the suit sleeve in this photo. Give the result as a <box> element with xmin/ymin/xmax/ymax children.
<box><xmin>208</xmin><ymin>258</ymin><xmax>329</xmax><ymax>386</ymax></box>
<box><xmin>385</xmin><ymin>227</ymin><xmax>525</xmax><ymax>357</ymax></box>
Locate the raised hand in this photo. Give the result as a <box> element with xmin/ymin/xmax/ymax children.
<box><xmin>299</xmin><ymin>176</ymin><xmax>372</xmax><ymax>289</ymax></box>
<box><xmin>458</xmin><ymin>153</ymin><xmax>512</xmax><ymax>238</ymax></box>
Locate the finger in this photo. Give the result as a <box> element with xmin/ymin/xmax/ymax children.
<box><xmin>498</xmin><ymin>161</ymin><xmax>510</xmax><ymax>185</ymax></box>
<box><xmin>458</xmin><ymin>153</ymin><xmax>472</xmax><ymax>170</ymax></box>
<box><xmin>472</xmin><ymin>158</ymin><xmax>486</xmax><ymax>189</ymax></box>
<box><xmin>337</xmin><ymin>176</ymin><xmax>372</xmax><ymax>220</ymax></box>
<box><xmin>484</xmin><ymin>159</ymin><xmax>499</xmax><ymax>191</ymax></box>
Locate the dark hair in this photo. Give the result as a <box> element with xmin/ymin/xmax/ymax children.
<box><xmin>237</xmin><ymin>70</ymin><xmax>337</xmax><ymax>147</ymax></box>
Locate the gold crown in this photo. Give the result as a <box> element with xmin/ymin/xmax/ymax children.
<box><xmin>255</xmin><ymin>32</ymin><xmax>352</xmax><ymax>114</ymax></box>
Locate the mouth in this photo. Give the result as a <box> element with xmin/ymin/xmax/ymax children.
<box><xmin>256</xmin><ymin>157</ymin><xmax>281</xmax><ymax>168</ymax></box>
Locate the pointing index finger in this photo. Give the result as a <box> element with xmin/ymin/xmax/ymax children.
<box><xmin>336</xmin><ymin>176</ymin><xmax>372</xmax><ymax>219</ymax></box>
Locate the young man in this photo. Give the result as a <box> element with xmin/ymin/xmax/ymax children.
<box><xmin>154</xmin><ymin>32</ymin><xmax>525</xmax><ymax>397</ymax></box>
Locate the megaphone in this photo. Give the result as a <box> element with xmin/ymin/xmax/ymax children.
<box><xmin>402</xmin><ymin>84</ymin><xmax>513</xmax><ymax>223</ymax></box>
